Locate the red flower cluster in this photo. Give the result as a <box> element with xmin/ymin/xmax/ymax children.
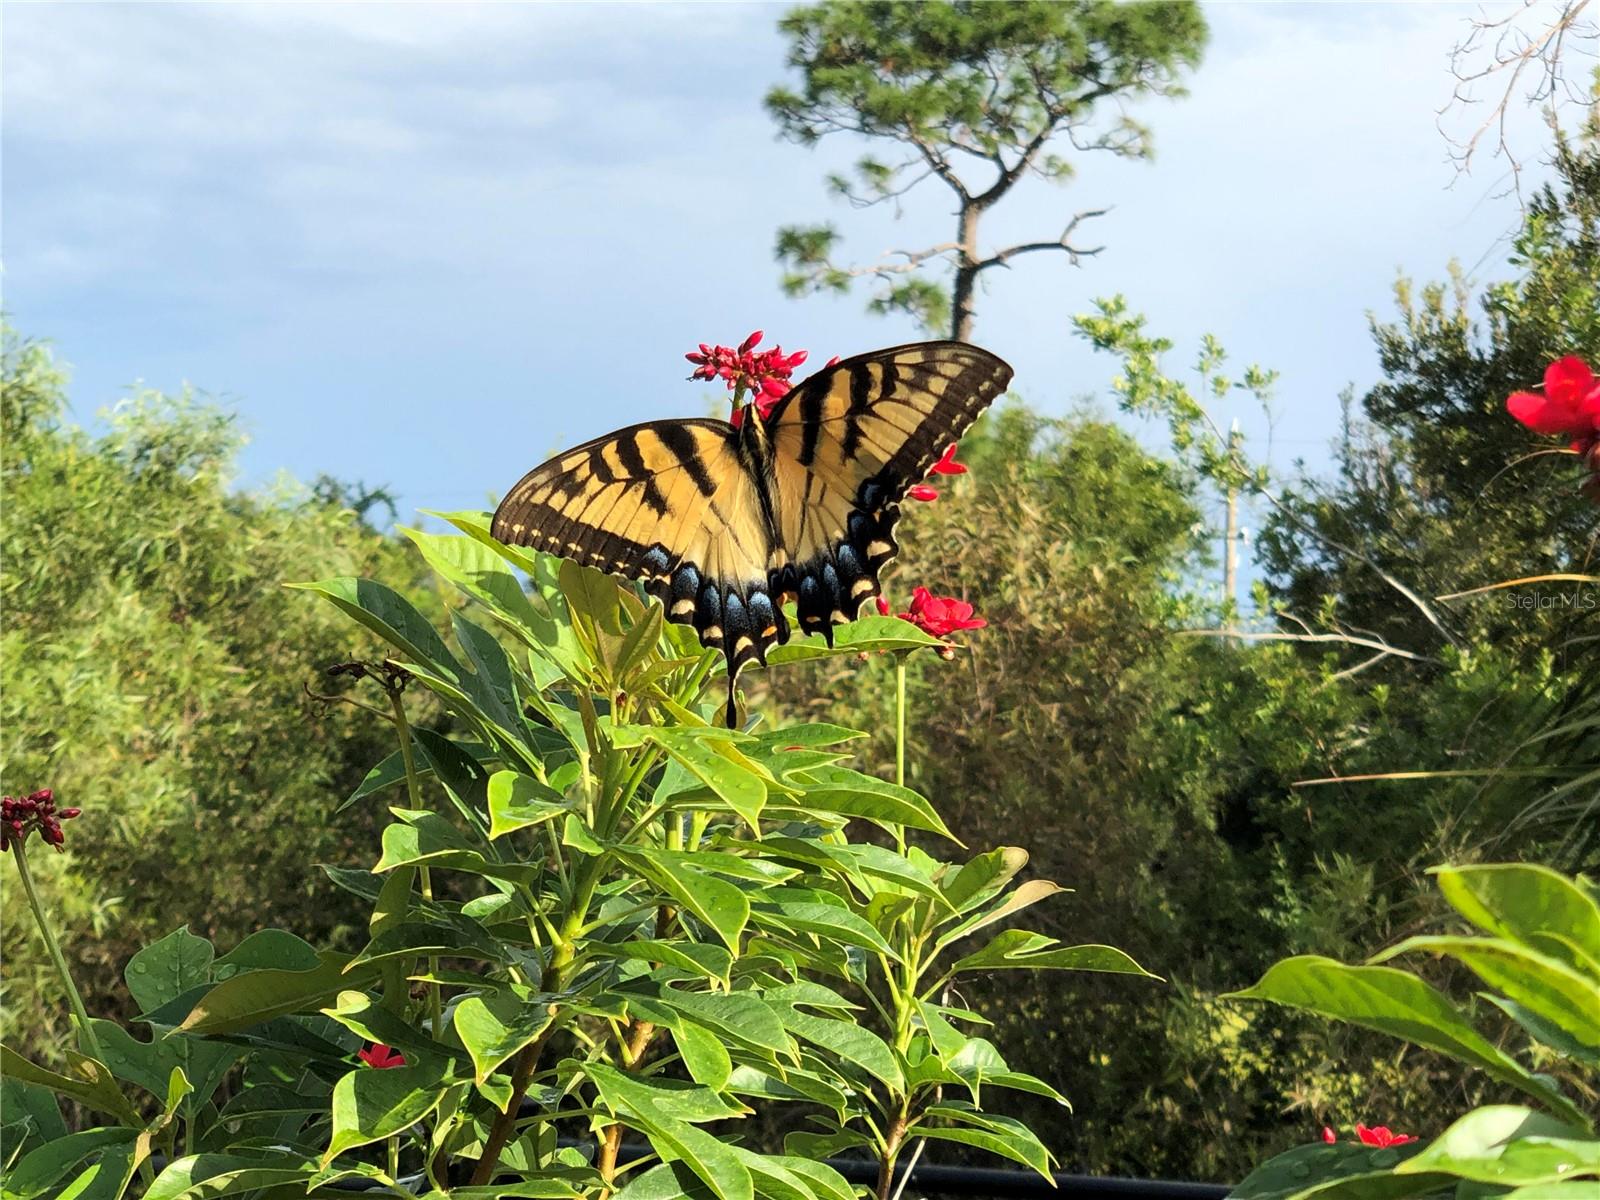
<box><xmin>2</xmin><ymin>790</ymin><xmax>80</xmax><ymax>852</ymax></box>
<box><xmin>1507</xmin><ymin>356</ymin><xmax>1600</xmax><ymax>448</ymax></box>
<box><xmin>877</xmin><ymin>587</ymin><xmax>986</xmax><ymax>656</ymax></box>
<box><xmin>358</xmin><ymin>1042</ymin><xmax>406</xmax><ymax>1069</ymax></box>
<box><xmin>1322</xmin><ymin>1124</ymin><xmax>1416</xmax><ymax>1148</ymax></box>
<box><xmin>907</xmin><ymin>444</ymin><xmax>968</xmax><ymax>503</ymax></box>
<box><xmin>687</xmin><ymin>331</ymin><xmax>809</xmax><ymax>427</ymax></box>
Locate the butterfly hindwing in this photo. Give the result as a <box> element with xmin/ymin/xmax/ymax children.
<box><xmin>764</xmin><ymin>342</ymin><xmax>1013</xmax><ymax>641</ymax></box>
<box><xmin>490</xmin><ymin>418</ymin><xmax>783</xmax><ymax>713</ymax></box>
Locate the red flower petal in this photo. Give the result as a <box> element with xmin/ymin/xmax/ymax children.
<box><xmin>875</xmin><ymin>596</ymin><xmax>891</xmax><ymax>616</ymax></box>
<box><xmin>738</xmin><ymin>330</ymin><xmax>762</xmax><ymax>354</ymax></box>
<box><xmin>1507</xmin><ymin>391</ymin><xmax>1572</xmax><ymax>436</ymax></box>
<box><xmin>929</xmin><ymin>444</ymin><xmax>968</xmax><ymax>476</ymax></box>
<box><xmin>1322</xmin><ymin>1127</ymin><xmax>1338</xmax><ymax>1144</ymax></box>
<box><xmin>908</xmin><ymin>484</ymin><xmax>939</xmax><ymax>502</ymax></box>
<box><xmin>1544</xmin><ymin>355</ymin><xmax>1595</xmax><ymax>407</ymax></box>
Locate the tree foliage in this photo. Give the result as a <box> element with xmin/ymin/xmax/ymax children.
<box><xmin>0</xmin><ymin>329</ymin><xmax>436</xmax><ymax>1062</ymax></box>
<box><xmin>768</xmin><ymin>0</ymin><xmax>1208</xmax><ymax>339</ymax></box>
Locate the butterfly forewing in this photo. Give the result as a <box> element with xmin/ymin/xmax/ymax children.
<box><xmin>764</xmin><ymin>342</ymin><xmax>1013</xmax><ymax>640</ymax></box>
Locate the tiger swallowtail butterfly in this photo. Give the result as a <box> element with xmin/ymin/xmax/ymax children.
<box><xmin>492</xmin><ymin>341</ymin><xmax>1012</xmax><ymax>726</ymax></box>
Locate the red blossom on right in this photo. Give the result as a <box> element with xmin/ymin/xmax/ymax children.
<box><xmin>1322</xmin><ymin>1123</ymin><xmax>1415</xmax><ymax>1148</ymax></box>
<box><xmin>879</xmin><ymin>587</ymin><xmax>987</xmax><ymax>658</ymax></box>
<box><xmin>358</xmin><ymin>1042</ymin><xmax>407</xmax><ymax>1069</ymax></box>
<box><xmin>1506</xmin><ymin>355</ymin><xmax>1600</xmax><ymax>500</ymax></box>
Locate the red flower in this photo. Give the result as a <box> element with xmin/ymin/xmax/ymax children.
<box><xmin>686</xmin><ymin>331</ymin><xmax>811</xmax><ymax>428</ymax></box>
<box><xmin>1322</xmin><ymin>1123</ymin><xmax>1415</xmax><ymax>1147</ymax></box>
<box><xmin>2</xmin><ymin>790</ymin><xmax>79</xmax><ymax>853</ymax></box>
<box><xmin>901</xmin><ymin>587</ymin><xmax>986</xmax><ymax>638</ymax></box>
<box><xmin>929</xmin><ymin>444</ymin><xmax>967</xmax><ymax>476</ymax></box>
<box><xmin>358</xmin><ymin>1043</ymin><xmax>407</xmax><ymax>1069</ymax></box>
<box><xmin>907</xmin><ymin>484</ymin><xmax>939</xmax><ymax>502</ymax></box>
<box><xmin>1355</xmin><ymin>1124</ymin><xmax>1415</xmax><ymax>1148</ymax></box>
<box><xmin>1507</xmin><ymin>355</ymin><xmax>1600</xmax><ymax>447</ymax></box>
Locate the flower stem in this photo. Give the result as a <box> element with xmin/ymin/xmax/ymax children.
<box><xmin>10</xmin><ymin>843</ymin><xmax>105</xmax><ymax>1063</ymax></box>
<box><xmin>387</xmin><ymin>690</ymin><xmax>443</xmax><ymax>1042</ymax></box>
<box><xmin>894</xmin><ymin>654</ymin><xmax>907</xmax><ymax>854</ymax></box>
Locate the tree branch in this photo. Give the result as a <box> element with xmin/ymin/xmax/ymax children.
<box><xmin>975</xmin><ymin>208</ymin><xmax>1109</xmax><ymax>271</ymax></box>
<box><xmin>1177</xmin><ymin>628</ymin><xmax>1438</xmax><ymax>665</ymax></box>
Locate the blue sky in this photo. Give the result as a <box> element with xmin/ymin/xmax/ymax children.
<box><xmin>2</xmin><ymin>2</ymin><xmax>1571</xmax><ymax>547</ymax></box>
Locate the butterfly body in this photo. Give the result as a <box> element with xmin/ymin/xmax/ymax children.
<box><xmin>492</xmin><ymin>342</ymin><xmax>1012</xmax><ymax>725</ymax></box>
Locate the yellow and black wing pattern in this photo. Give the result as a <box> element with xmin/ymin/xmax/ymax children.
<box><xmin>763</xmin><ymin>341</ymin><xmax>1013</xmax><ymax>643</ymax></box>
<box><xmin>490</xmin><ymin>342</ymin><xmax>1012</xmax><ymax>725</ymax></box>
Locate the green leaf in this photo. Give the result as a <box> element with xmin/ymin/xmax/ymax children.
<box><xmin>375</xmin><ymin>809</ymin><xmax>535</xmax><ymax>884</ymax></box>
<box><xmin>1227</xmin><ymin>1140</ymin><xmax>1448</xmax><ymax>1200</ymax></box>
<box><xmin>1484</xmin><ymin>995</ymin><xmax>1600</xmax><ymax>1066</ymax></box>
<box><xmin>915</xmin><ymin>1103</ymin><xmax>1055</xmax><ymax>1179</ymax></box>
<box><xmin>765</xmin><ymin>615</ymin><xmax>943</xmax><ymax>662</ymax></box>
<box><xmin>142</xmin><ymin>1154</ymin><xmax>320</xmax><ymax>1200</ymax></box>
<box><xmin>49</xmin><ymin>1144</ymin><xmax>138</xmax><ymax>1200</ymax></box>
<box><xmin>780</xmin><ymin>765</ymin><xmax>954</xmax><ymax>839</ymax></box>
<box><xmin>4</xmin><ymin>1129</ymin><xmax>137</xmax><ymax>1200</ymax></box>
<box><xmin>935</xmin><ymin>879</ymin><xmax>1065</xmax><ymax>952</ymax></box>
<box><xmin>487</xmin><ymin>771</ymin><xmax>571</xmax><ymax>839</ymax></box>
<box><xmin>322</xmin><ymin>990</ymin><xmax>467</xmax><ymax>1070</ymax></box>
<box><xmin>672</xmin><ymin>1021</ymin><xmax>732</xmax><ymax>1091</ymax></box>
<box><xmin>325</xmin><ymin>1057</ymin><xmax>453</xmax><ymax>1161</ymax></box>
<box><xmin>212</xmin><ymin>930</ymin><xmax>322</xmax><ymax>977</ymax></box>
<box><xmin>951</xmin><ymin>931</ymin><xmax>1157</xmax><ymax>977</ymax></box>
<box><xmin>617</xmin><ymin>981</ymin><xmax>790</xmax><ymax>1059</ymax></box>
<box><xmin>584</xmin><ymin>1066</ymin><xmax>752</xmax><ymax>1200</ymax></box>
<box><xmin>749</xmin><ymin>901</ymin><xmax>897</xmax><ymax>958</ymax></box>
<box><xmin>765</xmin><ymin>987</ymin><xmax>901</xmax><ymax>1093</ymax></box>
<box><xmin>124</xmin><ymin>928</ymin><xmax>214</xmax><ymax>1014</ymax></box>
<box><xmin>1433</xmin><ymin>865</ymin><xmax>1600</xmax><ymax>977</ymax></box>
<box><xmin>0</xmin><ymin>1046</ymin><xmax>139</xmax><ymax>1125</ymax></box>
<box><xmin>630</xmin><ymin>727</ymin><xmax>769</xmax><ymax>829</ymax></box>
<box><xmin>584</xmin><ymin>1063</ymin><xmax>746</xmax><ymax>1123</ymax></box>
<box><xmin>0</xmin><ymin>1077</ymin><xmax>68</xmax><ymax>1146</ymax></box>
<box><xmin>1226</xmin><ymin>956</ymin><xmax>1590</xmax><ymax>1129</ymax></box>
<box><xmin>611</xmin><ymin>1162</ymin><xmax>715</xmax><ymax>1200</ymax></box>
<box><xmin>289</xmin><ymin>577</ymin><xmax>460</xmax><ymax>679</ymax></box>
<box><xmin>1395</xmin><ymin>1105</ymin><xmax>1599</xmax><ymax>1185</ymax></box>
<box><xmin>87</xmin><ymin>1019</ymin><xmax>237</xmax><ymax>1113</ymax></box>
<box><xmin>1374</xmin><ymin>936</ymin><xmax>1600</xmax><ymax>1055</ymax></box>
<box><xmin>585</xmin><ymin>939</ymin><xmax>732</xmax><ymax>985</ymax></box>
<box><xmin>352</xmin><ymin>917</ymin><xmax>509</xmax><ymax>968</ymax></box>
<box><xmin>940</xmin><ymin>847</ymin><xmax>1030</xmax><ymax>913</ymax></box>
<box><xmin>453</xmin><ymin>990</ymin><xmax>557</xmax><ymax>1085</ymax></box>
<box><xmin>726</xmin><ymin>1062</ymin><xmax>849</xmax><ymax>1115</ymax></box>
<box><xmin>616</xmin><ymin>849</ymin><xmax>749</xmax><ymax>953</ymax></box>
<box><xmin>178</xmin><ymin>952</ymin><xmax>380</xmax><ymax>1035</ymax></box>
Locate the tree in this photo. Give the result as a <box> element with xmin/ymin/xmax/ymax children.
<box><xmin>767</xmin><ymin>0</ymin><xmax>1208</xmax><ymax>340</ymax></box>
<box><xmin>0</xmin><ymin>327</ymin><xmax>440</xmax><ymax>1062</ymax></box>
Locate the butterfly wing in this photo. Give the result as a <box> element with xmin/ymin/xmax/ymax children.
<box><xmin>491</xmin><ymin>418</ymin><xmax>785</xmax><ymax>719</ymax></box>
<box><xmin>763</xmin><ymin>342</ymin><xmax>1013</xmax><ymax>640</ymax></box>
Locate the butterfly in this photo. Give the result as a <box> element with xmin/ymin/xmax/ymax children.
<box><xmin>492</xmin><ymin>341</ymin><xmax>1013</xmax><ymax>726</ymax></box>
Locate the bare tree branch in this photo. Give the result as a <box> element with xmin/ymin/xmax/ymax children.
<box><xmin>1438</xmin><ymin>0</ymin><xmax>1598</xmax><ymax>200</ymax></box>
<box><xmin>1177</xmin><ymin>629</ymin><xmax>1438</xmax><ymax>665</ymax></box>
<box><xmin>975</xmin><ymin>208</ymin><xmax>1110</xmax><ymax>271</ymax></box>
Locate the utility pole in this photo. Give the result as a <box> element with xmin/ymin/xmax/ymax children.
<box><xmin>1222</xmin><ymin>420</ymin><xmax>1241</xmax><ymax>634</ymax></box>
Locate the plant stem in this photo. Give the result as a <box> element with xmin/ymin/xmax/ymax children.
<box><xmin>11</xmin><ymin>843</ymin><xmax>105</xmax><ymax>1063</ymax></box>
<box><xmin>388</xmin><ymin>688</ymin><xmax>443</xmax><ymax>1039</ymax></box>
<box><xmin>894</xmin><ymin>654</ymin><xmax>907</xmax><ymax>853</ymax></box>
<box><xmin>875</xmin><ymin>1108</ymin><xmax>910</xmax><ymax>1200</ymax></box>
